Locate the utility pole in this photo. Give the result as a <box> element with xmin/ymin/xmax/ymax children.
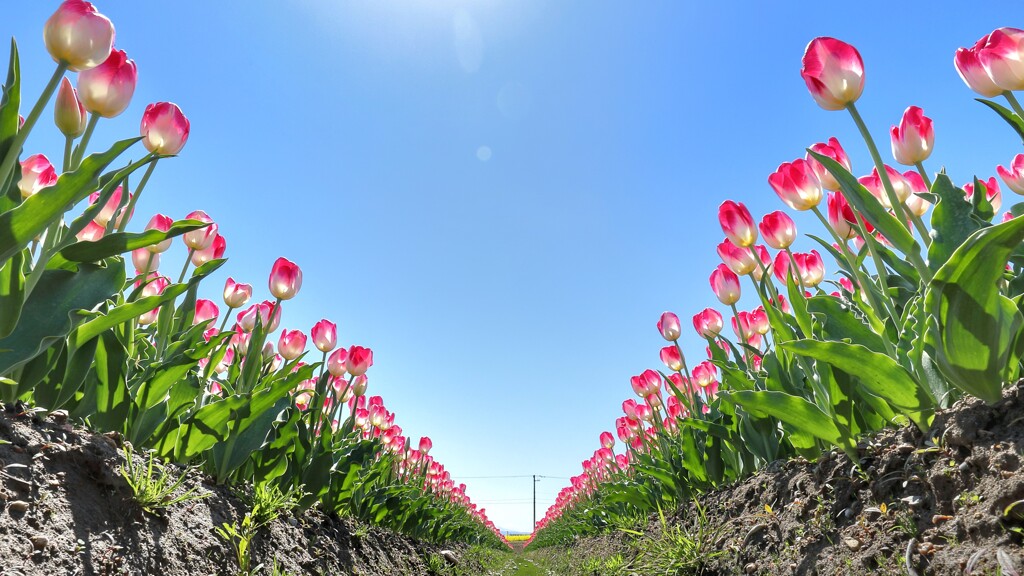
<box><xmin>532</xmin><ymin>474</ymin><xmax>538</xmax><ymax>531</ymax></box>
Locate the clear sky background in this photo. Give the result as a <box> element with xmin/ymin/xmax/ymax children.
<box><xmin>8</xmin><ymin>1</ymin><xmax>1024</xmax><ymax>533</ymax></box>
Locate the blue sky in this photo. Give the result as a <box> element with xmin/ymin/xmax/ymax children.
<box><xmin>9</xmin><ymin>1</ymin><xmax>1024</xmax><ymax>533</ymax></box>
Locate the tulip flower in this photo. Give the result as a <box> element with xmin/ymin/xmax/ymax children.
<box><xmin>768</xmin><ymin>159</ymin><xmax>824</xmax><ymax>211</ymax></box>
<box><xmin>710</xmin><ymin>264</ymin><xmax>741</xmax><ymax>306</ymax></box>
<box><xmin>194</xmin><ymin>299</ymin><xmax>219</xmax><ymax>327</ymax></box>
<box><xmin>88</xmin><ymin>186</ymin><xmax>132</xmax><ymax>228</ymax></box>
<box><xmin>806</xmin><ymin>138</ymin><xmax>851</xmax><ymax>192</ymax></box>
<box><xmin>54</xmin><ymin>77</ymin><xmax>87</xmax><ymax>137</ymax></box>
<box><xmin>419</xmin><ymin>437</ymin><xmax>433</xmax><ymax>455</ymax></box>
<box><xmin>902</xmin><ymin>171</ymin><xmax>933</xmax><ymax>217</ymax></box>
<box><xmin>859</xmin><ymin>166</ymin><xmax>911</xmax><ymax>209</ymax></box>
<box><xmin>312</xmin><ymin>319</ymin><xmax>338</xmax><ymax>353</ymax></box>
<box><xmin>44</xmin><ymin>0</ymin><xmax>115</xmax><ymax>72</ymax></box>
<box><xmin>890</xmin><ymin>106</ymin><xmax>934</xmax><ymax>166</ymax></box>
<box><xmin>183</xmin><ymin>211</ymin><xmax>218</xmax><ymax>250</ymax></box>
<box><xmin>997</xmin><ymin>154</ymin><xmax>1024</xmax><ymax>195</ymax></box>
<box><xmin>1003</xmin><ymin>212</ymin><xmax>1016</xmax><ymax>223</ymax></box>
<box><xmin>827</xmin><ymin>191</ymin><xmax>859</xmax><ymax>240</ymax></box>
<box><xmin>977</xmin><ymin>28</ymin><xmax>1024</xmax><ymax>91</ymax></box>
<box><xmin>327</xmin><ymin>347</ymin><xmax>348</xmax><ymax>377</ymax></box>
<box><xmin>223</xmin><ymin>277</ymin><xmax>253</xmax><ymax>309</ymax></box>
<box><xmin>269</xmin><ymin>257</ymin><xmax>303</xmax><ymax>300</ymax></box>
<box><xmin>77</xmin><ymin>48</ymin><xmax>136</xmax><ymax>118</ymax></box>
<box><xmin>750</xmin><ymin>307</ymin><xmax>769</xmax><ymax>335</ymax></box>
<box><xmin>749</xmin><ymin>245</ymin><xmax>772</xmax><ymax>282</ymax></box>
<box><xmin>237</xmin><ymin>300</ymin><xmax>282</xmax><ymax>333</ymax></box>
<box><xmin>660</xmin><ymin>346</ymin><xmax>683</xmax><ymax>372</ymax></box>
<box><xmin>692</xmin><ymin>361</ymin><xmax>717</xmax><ymax>390</ymax></box>
<box><xmin>800</xmin><ymin>37</ymin><xmax>865</xmax><ymax>111</ymax></box>
<box><xmin>141</xmin><ymin>102</ymin><xmax>190</xmax><ymax>155</ymax></box>
<box><xmin>773</xmin><ymin>251</ymin><xmax>793</xmax><ymax>284</ymax></box>
<box><xmin>18</xmin><ymin>154</ymin><xmax>58</xmax><ymax>199</ymax></box>
<box><xmin>347</xmin><ymin>345</ymin><xmax>373</xmax><ymax>376</ymax></box>
<box><xmin>955</xmin><ymin>35</ymin><xmax>1006</xmax><ymax>97</ymax></box>
<box><xmin>692</xmin><ymin>308</ymin><xmax>723</xmax><ymax>338</ymax></box>
<box><xmin>76</xmin><ymin>220</ymin><xmax>105</xmax><ymax>242</ymax></box>
<box><xmin>657</xmin><ymin>311</ymin><xmax>681</xmax><ymax>341</ymax></box>
<box><xmin>137</xmin><ymin>275</ymin><xmax>170</xmax><ymax>325</ymax></box>
<box><xmin>794</xmin><ymin>250</ymin><xmax>825</xmax><ymax>287</ymax></box>
<box><xmin>717</xmin><ymin>239</ymin><xmax>757</xmax><ymax>276</ymax></box>
<box><xmin>599</xmin><ymin>431</ymin><xmax>615</xmax><ymax>450</ymax></box>
<box><xmin>131</xmin><ymin>247</ymin><xmax>158</xmax><ymax>275</ymax></box>
<box><xmin>965</xmin><ymin>177</ymin><xmax>1002</xmax><ymax>213</ymax></box>
<box><xmin>191</xmin><ymin>234</ymin><xmax>226</xmax><ymax>266</ymax></box>
<box><xmin>278</xmin><ymin>329</ymin><xmax>307</xmax><ymax>361</ymax></box>
<box><xmin>718</xmin><ymin>200</ymin><xmax>757</xmax><ymax>247</ymax></box>
<box><xmin>758</xmin><ymin>211</ymin><xmax>797</xmax><ymax>250</ymax></box>
<box><xmin>731</xmin><ymin>311</ymin><xmax>755</xmax><ymax>340</ymax></box>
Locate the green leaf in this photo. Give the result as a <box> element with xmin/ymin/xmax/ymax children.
<box><xmin>58</xmin><ymin>220</ymin><xmax>210</xmax><ymax>263</ymax></box>
<box><xmin>781</xmin><ymin>339</ymin><xmax>933</xmax><ymax>429</ymax></box>
<box><xmin>71</xmin><ymin>330</ymin><xmax>128</xmax><ymax>427</ymax></box>
<box><xmin>924</xmin><ymin>216</ymin><xmax>1024</xmax><ymax>403</ymax></box>
<box><xmin>0</xmin><ymin>39</ymin><xmax>20</xmax><ymax>208</ymax></box>
<box><xmin>928</xmin><ymin>173</ymin><xmax>982</xmax><ymax>272</ymax></box>
<box><xmin>0</xmin><ymin>260</ymin><xmax>123</xmax><ymax>375</ymax></box>
<box><xmin>720</xmin><ymin>390</ymin><xmax>857</xmax><ymax>460</ymax></box>
<box><xmin>0</xmin><ymin>249</ymin><xmax>25</xmax><ymax>338</ymax></box>
<box><xmin>976</xmin><ymin>98</ymin><xmax>1024</xmax><ymax>145</ymax></box>
<box><xmin>806</xmin><ymin>295</ymin><xmax>885</xmax><ymax>353</ymax></box>
<box><xmin>807</xmin><ymin>150</ymin><xmax>918</xmax><ymax>257</ymax></box>
<box><xmin>0</xmin><ymin>138</ymin><xmax>139</xmax><ymax>263</ymax></box>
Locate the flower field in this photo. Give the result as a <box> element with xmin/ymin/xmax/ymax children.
<box><xmin>4</xmin><ymin>2</ymin><xmax>1024</xmax><ymax>576</ymax></box>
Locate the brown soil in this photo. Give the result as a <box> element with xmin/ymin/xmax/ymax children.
<box><xmin>531</xmin><ymin>382</ymin><xmax>1024</xmax><ymax>575</ymax></box>
<box><xmin>0</xmin><ymin>407</ymin><xmax>467</xmax><ymax>576</ymax></box>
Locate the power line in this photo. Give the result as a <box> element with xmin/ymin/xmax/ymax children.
<box><xmin>453</xmin><ymin>474</ymin><xmax>570</xmax><ymax>479</ymax></box>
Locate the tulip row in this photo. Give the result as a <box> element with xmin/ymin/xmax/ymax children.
<box><xmin>528</xmin><ymin>29</ymin><xmax>1024</xmax><ymax>548</ymax></box>
<box><xmin>0</xmin><ymin>1</ymin><xmax>503</xmax><ymax>548</ymax></box>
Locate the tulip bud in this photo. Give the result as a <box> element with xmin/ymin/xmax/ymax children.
<box><xmin>718</xmin><ymin>200</ymin><xmax>757</xmax><ymax>247</ymax></box>
<box><xmin>717</xmin><ymin>239</ymin><xmax>756</xmax><ymax>276</ymax></box>
<box><xmin>997</xmin><ymin>154</ymin><xmax>1024</xmax><ymax>196</ymax></box>
<box><xmin>827</xmin><ymin>191</ymin><xmax>858</xmax><ymax>240</ymax></box>
<box><xmin>269</xmin><ymin>257</ymin><xmax>303</xmax><ymax>300</ymax></box>
<box><xmin>902</xmin><ymin>171</ymin><xmax>932</xmax><ymax>217</ymax></box>
<box><xmin>88</xmin><ymin>186</ymin><xmax>130</xmax><ymax>227</ymax></box>
<box><xmin>44</xmin><ymin>0</ymin><xmax>114</xmax><ymax>72</ymax></box>
<box><xmin>890</xmin><ymin>106</ymin><xmax>934</xmax><ymax>166</ymax></box>
<box><xmin>77</xmin><ymin>48</ymin><xmax>137</xmax><ymax>118</ymax></box>
<box><xmin>800</xmin><ymin>37</ymin><xmax>865</xmax><ymax>111</ymax></box>
<box><xmin>599</xmin><ymin>431</ymin><xmax>615</xmax><ymax>450</ymax></box>
<box><xmin>955</xmin><ymin>35</ymin><xmax>1005</xmax><ymax>97</ymax></box>
<box><xmin>768</xmin><ymin>159</ymin><xmax>823</xmax><ymax>211</ymax></box>
<box><xmin>656</xmin><ymin>311</ymin><xmax>681</xmax><ymax>341</ymax></box>
<box><xmin>347</xmin><ymin>345</ymin><xmax>373</xmax><ymax>376</ymax></box>
<box><xmin>419</xmin><ymin>436</ymin><xmax>433</xmax><ymax>455</ymax></box>
<box><xmin>191</xmin><ymin>234</ymin><xmax>226</xmax><ymax>266</ymax></box>
<box><xmin>352</xmin><ymin>375</ymin><xmax>368</xmax><ymax>397</ymax></box>
<box><xmin>805</xmin><ymin>138</ymin><xmax>851</xmax><ymax>192</ymax></box>
<box><xmin>758</xmin><ymin>211</ymin><xmax>797</xmax><ymax>250</ymax></box>
<box><xmin>141</xmin><ymin>102</ymin><xmax>190</xmax><ymax>155</ymax></box>
<box><xmin>328</xmin><ymin>347</ymin><xmax>349</xmax><ymax>377</ymax></box>
<box><xmin>223</xmin><ymin>277</ymin><xmax>253</xmax><ymax>309</ymax></box>
<box><xmin>692</xmin><ymin>308</ymin><xmax>723</xmax><ymax>338</ymax></box>
<box><xmin>977</xmin><ymin>28</ymin><xmax>1024</xmax><ymax>91</ymax></box>
<box><xmin>965</xmin><ymin>177</ymin><xmax>1002</xmax><ymax>213</ymax></box>
<box><xmin>709</xmin><ymin>264</ymin><xmax>741</xmax><ymax>305</ymax></box>
<box><xmin>194</xmin><ymin>299</ymin><xmax>219</xmax><ymax>327</ymax></box>
<box><xmin>131</xmin><ymin>247</ymin><xmax>158</xmax><ymax>275</ymax></box>
<box><xmin>181</xmin><ymin>210</ymin><xmax>217</xmax><ymax>250</ymax></box>
<box><xmin>659</xmin><ymin>346</ymin><xmax>683</xmax><ymax>372</ymax></box>
<box><xmin>54</xmin><ymin>77</ymin><xmax>87</xmax><ymax>137</ymax></box>
<box><xmin>18</xmin><ymin>154</ymin><xmax>58</xmax><ymax>199</ymax></box>
<box><xmin>311</xmin><ymin>319</ymin><xmax>338</xmax><ymax>353</ymax></box>
<box><xmin>278</xmin><ymin>329</ymin><xmax>307</xmax><ymax>361</ymax></box>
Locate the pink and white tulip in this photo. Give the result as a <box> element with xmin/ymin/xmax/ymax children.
<box><xmin>141</xmin><ymin>102</ymin><xmax>190</xmax><ymax>155</ymax></box>
<box><xmin>347</xmin><ymin>345</ymin><xmax>374</xmax><ymax>376</ymax></box>
<box><xmin>758</xmin><ymin>211</ymin><xmax>797</xmax><ymax>250</ymax></box>
<box><xmin>18</xmin><ymin>154</ymin><xmax>58</xmax><ymax>199</ymax></box>
<box><xmin>194</xmin><ymin>299</ymin><xmax>219</xmax><ymax>327</ymax></box>
<box><xmin>138</xmin><ymin>275</ymin><xmax>170</xmax><ymax>325</ymax></box>
<box><xmin>768</xmin><ymin>159</ymin><xmax>823</xmax><ymax>211</ymax></box>
<box><xmin>54</xmin><ymin>77</ymin><xmax>87</xmax><ymax>137</ymax></box>
<box><xmin>890</xmin><ymin>106</ymin><xmax>934</xmax><ymax>166</ymax></box>
<box><xmin>182</xmin><ymin>210</ymin><xmax>218</xmax><ymax>250</ymax></box>
<box><xmin>903</xmin><ymin>171</ymin><xmax>932</xmax><ymax>217</ymax></box>
<box><xmin>800</xmin><ymin>37</ymin><xmax>865</xmax><ymax>111</ymax></box>
<box><xmin>76</xmin><ymin>219</ymin><xmax>105</xmax><ymax>242</ymax></box>
<box><xmin>710</xmin><ymin>264</ymin><xmax>741</xmax><ymax>306</ymax></box>
<box><xmin>955</xmin><ymin>34</ymin><xmax>1006</xmax><ymax>97</ymax></box>
<box><xmin>692</xmin><ymin>308</ymin><xmax>723</xmax><ymax>338</ymax></box>
<box><xmin>718</xmin><ymin>200</ymin><xmax>757</xmax><ymax>247</ymax></box>
<box><xmin>131</xmin><ymin>247</ymin><xmax>158</xmax><ymax>275</ymax></box>
<box><xmin>749</xmin><ymin>245</ymin><xmax>772</xmax><ymax>282</ymax></box>
<box><xmin>827</xmin><ymin>191</ymin><xmax>859</xmax><ymax>240</ymax></box>
<box><xmin>223</xmin><ymin>277</ymin><xmax>253</xmax><ymax>309</ymax></box>
<box><xmin>191</xmin><ymin>233</ymin><xmax>226</xmax><ymax>266</ymax></box>
<box><xmin>793</xmin><ymin>250</ymin><xmax>825</xmax><ymax>287</ymax></box>
<box><xmin>977</xmin><ymin>28</ymin><xmax>1024</xmax><ymax>91</ymax></box>
<box><xmin>278</xmin><ymin>329</ymin><xmax>307</xmax><ymax>361</ymax></box>
<box><xmin>88</xmin><ymin>186</ymin><xmax>131</xmax><ymax>228</ymax></box>
<box><xmin>964</xmin><ymin>177</ymin><xmax>1002</xmax><ymax>213</ymax></box>
<box><xmin>806</xmin><ymin>138</ymin><xmax>851</xmax><ymax>192</ymax></box>
<box><xmin>269</xmin><ymin>257</ymin><xmax>303</xmax><ymax>300</ymax></box>
<box><xmin>327</xmin><ymin>347</ymin><xmax>348</xmax><ymax>377</ymax></box>
<box><xmin>77</xmin><ymin>48</ymin><xmax>136</xmax><ymax>118</ymax></box>
<box><xmin>859</xmin><ymin>165</ymin><xmax>911</xmax><ymax>209</ymax></box>
<box><xmin>657</xmin><ymin>311</ymin><xmax>681</xmax><ymax>341</ymax></box>
<box><xmin>144</xmin><ymin>214</ymin><xmax>174</xmax><ymax>253</ymax></box>
<box><xmin>312</xmin><ymin>319</ymin><xmax>338</xmax><ymax>353</ymax></box>
<box><xmin>717</xmin><ymin>239</ymin><xmax>757</xmax><ymax>276</ymax></box>
<box><xmin>997</xmin><ymin>154</ymin><xmax>1024</xmax><ymax>195</ymax></box>
<box><xmin>660</xmin><ymin>346</ymin><xmax>683</xmax><ymax>372</ymax></box>
<box><xmin>43</xmin><ymin>0</ymin><xmax>114</xmax><ymax>71</ymax></box>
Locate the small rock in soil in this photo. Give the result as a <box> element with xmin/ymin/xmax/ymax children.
<box><xmin>844</xmin><ymin>538</ymin><xmax>861</xmax><ymax>551</ymax></box>
<box><xmin>7</xmin><ymin>500</ymin><xmax>28</xmax><ymax>514</ymax></box>
<box><xmin>29</xmin><ymin>535</ymin><xmax>47</xmax><ymax>550</ymax></box>
<box><xmin>439</xmin><ymin>549</ymin><xmax>458</xmax><ymax>564</ymax></box>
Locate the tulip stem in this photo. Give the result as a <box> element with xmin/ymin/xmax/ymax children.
<box><xmin>729</xmin><ymin>303</ymin><xmax>750</xmax><ymax>365</ymax></box>
<box><xmin>851</xmin><ymin>213</ymin><xmax>902</xmax><ymax>328</ymax></box>
<box><xmin>116</xmin><ymin>156</ymin><xmax>157</xmax><ymax>233</ymax></box>
<box><xmin>0</xmin><ymin>63</ymin><xmax>68</xmax><ymax>189</ymax></box>
<box><xmin>909</xmin><ymin>210</ymin><xmax>931</xmax><ymax>248</ymax></box>
<box><xmin>218</xmin><ymin>307</ymin><xmax>234</xmax><ymax>333</ymax></box>
<box><xmin>62</xmin><ymin>136</ymin><xmax>73</xmax><ymax>173</ymax></box>
<box><xmin>914</xmin><ymin>162</ymin><xmax>933</xmax><ymax>190</ymax></box>
<box><xmin>846</xmin><ymin>102</ymin><xmax>914</xmax><ymax>233</ymax></box>
<box><xmin>1004</xmin><ymin>91</ymin><xmax>1024</xmax><ymax>119</ymax></box>
<box><xmin>178</xmin><ymin>249</ymin><xmax>194</xmax><ymax>283</ymax></box>
<box><xmin>69</xmin><ymin>113</ymin><xmax>99</xmax><ymax>171</ymax></box>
